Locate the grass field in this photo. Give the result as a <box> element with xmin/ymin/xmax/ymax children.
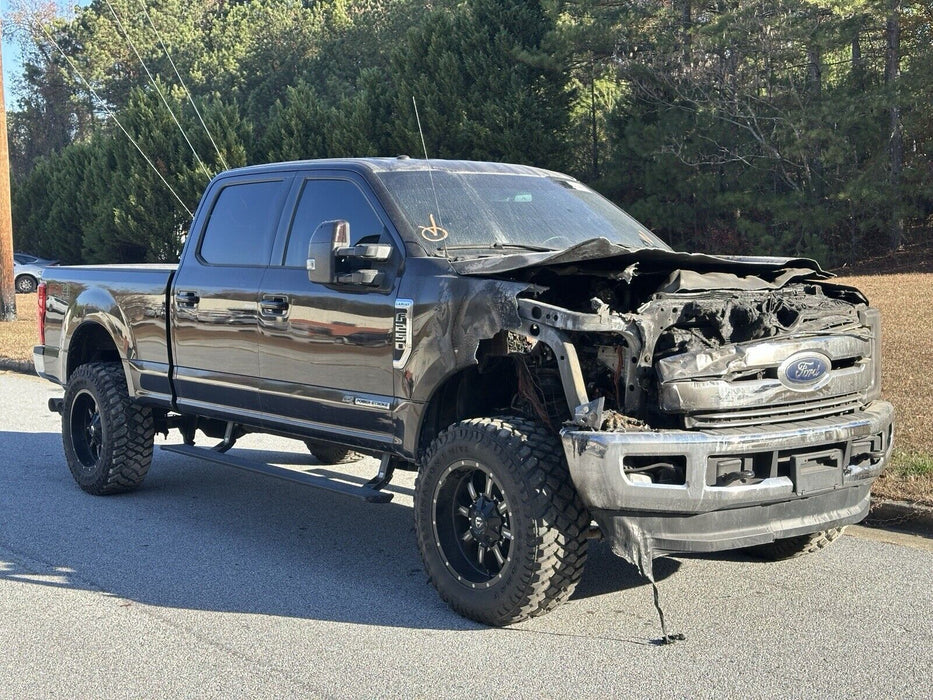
<box><xmin>0</xmin><ymin>293</ymin><xmax>36</xmax><ymax>364</ymax></box>
<box><xmin>834</xmin><ymin>272</ymin><xmax>933</xmax><ymax>504</ymax></box>
<box><xmin>2</xmin><ymin>274</ymin><xmax>931</xmax><ymax>504</ymax></box>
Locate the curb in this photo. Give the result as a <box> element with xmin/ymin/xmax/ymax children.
<box><xmin>0</xmin><ymin>358</ymin><xmax>36</xmax><ymax>375</ymax></box>
<box><xmin>865</xmin><ymin>499</ymin><xmax>933</xmax><ymax>537</ymax></box>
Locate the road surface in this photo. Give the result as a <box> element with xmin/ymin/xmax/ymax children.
<box><xmin>1</xmin><ymin>371</ymin><xmax>930</xmax><ymax>698</ymax></box>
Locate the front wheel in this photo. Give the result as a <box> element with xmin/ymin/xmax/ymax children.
<box><xmin>415</xmin><ymin>417</ymin><xmax>589</xmax><ymax>626</ymax></box>
<box><xmin>62</xmin><ymin>362</ymin><xmax>154</xmax><ymax>494</ymax></box>
<box><xmin>15</xmin><ymin>275</ymin><xmax>37</xmax><ymax>293</ymax></box>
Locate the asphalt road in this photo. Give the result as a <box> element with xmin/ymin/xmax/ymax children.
<box><xmin>1</xmin><ymin>371</ymin><xmax>931</xmax><ymax>698</ymax></box>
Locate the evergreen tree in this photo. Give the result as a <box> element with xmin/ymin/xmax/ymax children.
<box><xmin>7</xmin><ymin>0</ymin><xmax>931</xmax><ymax>265</ymax></box>
<box><xmin>384</xmin><ymin>0</ymin><xmax>572</xmax><ymax>169</ymax></box>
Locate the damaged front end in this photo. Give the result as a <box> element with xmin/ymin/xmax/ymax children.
<box><xmin>458</xmin><ymin>241</ymin><xmax>895</xmax><ymax>563</ymax></box>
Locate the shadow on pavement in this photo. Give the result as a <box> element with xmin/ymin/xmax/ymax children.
<box><xmin>0</xmin><ymin>430</ymin><xmax>674</xmax><ymax>631</ymax></box>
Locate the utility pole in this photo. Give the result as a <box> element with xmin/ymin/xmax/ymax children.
<box><xmin>0</xmin><ymin>18</ymin><xmax>16</xmax><ymax>321</ymax></box>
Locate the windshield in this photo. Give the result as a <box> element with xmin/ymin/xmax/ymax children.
<box><xmin>374</xmin><ymin>171</ymin><xmax>670</xmax><ymax>255</ymax></box>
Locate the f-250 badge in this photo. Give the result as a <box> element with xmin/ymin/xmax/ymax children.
<box><xmin>393</xmin><ymin>299</ymin><xmax>414</xmax><ymax>369</ymax></box>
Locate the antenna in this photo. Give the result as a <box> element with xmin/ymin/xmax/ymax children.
<box><xmin>412</xmin><ymin>97</ymin><xmax>446</xmax><ymax>255</ymax></box>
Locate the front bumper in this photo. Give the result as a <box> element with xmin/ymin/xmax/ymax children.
<box><xmin>560</xmin><ymin>401</ymin><xmax>894</xmax><ymax>554</ymax></box>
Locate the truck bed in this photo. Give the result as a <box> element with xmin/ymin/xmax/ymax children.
<box><xmin>36</xmin><ymin>264</ymin><xmax>177</xmax><ymax>406</ymax></box>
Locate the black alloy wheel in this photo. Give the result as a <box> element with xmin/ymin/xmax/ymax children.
<box><xmin>433</xmin><ymin>460</ymin><xmax>514</xmax><ymax>588</ymax></box>
<box><xmin>69</xmin><ymin>390</ymin><xmax>104</xmax><ymax>472</ymax></box>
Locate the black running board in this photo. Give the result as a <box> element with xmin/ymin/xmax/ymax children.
<box><xmin>160</xmin><ymin>443</ymin><xmax>393</xmax><ymax>503</ymax></box>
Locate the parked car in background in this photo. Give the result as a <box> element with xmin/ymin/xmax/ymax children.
<box><xmin>13</xmin><ymin>253</ymin><xmax>58</xmax><ymax>293</ymax></box>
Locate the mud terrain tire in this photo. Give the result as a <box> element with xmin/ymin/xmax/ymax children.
<box><xmin>747</xmin><ymin>527</ymin><xmax>846</xmax><ymax>561</ymax></box>
<box><xmin>415</xmin><ymin>416</ymin><xmax>589</xmax><ymax>626</ymax></box>
<box><xmin>62</xmin><ymin>362</ymin><xmax>154</xmax><ymax>495</ymax></box>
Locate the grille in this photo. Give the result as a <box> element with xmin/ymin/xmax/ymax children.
<box><xmin>685</xmin><ymin>393</ymin><xmax>864</xmax><ymax>429</ymax></box>
<box><xmin>655</xmin><ymin>332</ymin><xmax>875</xmax><ymax>431</ymax></box>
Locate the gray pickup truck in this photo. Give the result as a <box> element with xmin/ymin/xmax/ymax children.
<box><xmin>34</xmin><ymin>158</ymin><xmax>894</xmax><ymax>625</ymax></box>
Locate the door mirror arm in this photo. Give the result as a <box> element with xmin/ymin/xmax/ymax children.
<box><xmin>335</xmin><ymin>244</ymin><xmax>392</xmax><ymax>262</ymax></box>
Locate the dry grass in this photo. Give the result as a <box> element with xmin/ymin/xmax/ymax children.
<box><xmin>0</xmin><ymin>293</ymin><xmax>37</xmax><ymax>363</ymax></box>
<box><xmin>834</xmin><ymin>273</ymin><xmax>933</xmax><ymax>505</ymax></box>
<box><xmin>1</xmin><ymin>275</ymin><xmax>931</xmax><ymax>503</ymax></box>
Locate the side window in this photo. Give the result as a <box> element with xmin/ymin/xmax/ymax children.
<box><xmin>199</xmin><ymin>180</ymin><xmax>286</xmax><ymax>266</ymax></box>
<box><xmin>284</xmin><ymin>179</ymin><xmax>386</xmax><ymax>267</ymax></box>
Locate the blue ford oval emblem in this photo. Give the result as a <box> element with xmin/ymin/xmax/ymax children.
<box><xmin>779</xmin><ymin>352</ymin><xmax>832</xmax><ymax>390</ymax></box>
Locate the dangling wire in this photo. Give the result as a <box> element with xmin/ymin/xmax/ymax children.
<box><xmin>37</xmin><ymin>22</ymin><xmax>194</xmax><ymax>218</ymax></box>
<box><xmin>137</xmin><ymin>0</ymin><xmax>229</xmax><ymax>171</ymax></box>
<box><xmin>102</xmin><ymin>0</ymin><xmax>212</xmax><ymax>181</ymax></box>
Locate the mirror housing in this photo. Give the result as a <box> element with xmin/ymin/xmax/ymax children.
<box><xmin>307</xmin><ymin>220</ymin><xmax>350</xmax><ymax>284</ymax></box>
<box><xmin>336</xmin><ymin>269</ymin><xmax>383</xmax><ymax>285</ymax></box>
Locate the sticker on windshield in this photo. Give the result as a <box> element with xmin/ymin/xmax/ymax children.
<box><xmin>418</xmin><ymin>214</ymin><xmax>449</xmax><ymax>242</ymax></box>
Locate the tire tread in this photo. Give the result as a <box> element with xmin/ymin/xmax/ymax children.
<box><xmin>415</xmin><ymin>416</ymin><xmax>589</xmax><ymax>625</ymax></box>
<box><xmin>304</xmin><ymin>441</ymin><xmax>363</xmax><ymax>464</ymax></box>
<box><xmin>747</xmin><ymin>527</ymin><xmax>846</xmax><ymax>561</ymax></box>
<box><xmin>63</xmin><ymin>362</ymin><xmax>154</xmax><ymax>495</ymax></box>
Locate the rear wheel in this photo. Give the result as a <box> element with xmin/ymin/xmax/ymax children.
<box><xmin>746</xmin><ymin>527</ymin><xmax>846</xmax><ymax>561</ymax></box>
<box><xmin>304</xmin><ymin>440</ymin><xmax>362</xmax><ymax>465</ymax></box>
<box><xmin>62</xmin><ymin>362</ymin><xmax>154</xmax><ymax>494</ymax></box>
<box><xmin>415</xmin><ymin>416</ymin><xmax>589</xmax><ymax>626</ymax></box>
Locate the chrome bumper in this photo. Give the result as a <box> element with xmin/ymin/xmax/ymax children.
<box><xmin>34</xmin><ymin>345</ymin><xmax>48</xmax><ymax>378</ymax></box>
<box><xmin>33</xmin><ymin>345</ymin><xmax>62</xmax><ymax>384</ymax></box>
<box><xmin>560</xmin><ymin>401</ymin><xmax>894</xmax><ymax>514</ymax></box>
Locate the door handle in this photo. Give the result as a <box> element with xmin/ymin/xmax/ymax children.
<box><xmin>260</xmin><ymin>295</ymin><xmax>290</xmax><ymax>317</ymax></box>
<box><xmin>175</xmin><ymin>291</ymin><xmax>200</xmax><ymax>308</ymax></box>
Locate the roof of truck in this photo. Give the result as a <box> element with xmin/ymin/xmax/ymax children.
<box><xmin>216</xmin><ymin>157</ymin><xmax>569</xmax><ymax>180</ymax></box>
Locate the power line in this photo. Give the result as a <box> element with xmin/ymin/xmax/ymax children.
<box><xmin>36</xmin><ymin>22</ymin><xmax>194</xmax><ymax>218</ymax></box>
<box><xmin>103</xmin><ymin>0</ymin><xmax>212</xmax><ymax>181</ymax></box>
<box><xmin>137</xmin><ymin>0</ymin><xmax>229</xmax><ymax>171</ymax></box>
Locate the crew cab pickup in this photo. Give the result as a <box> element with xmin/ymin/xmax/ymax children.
<box><xmin>34</xmin><ymin>158</ymin><xmax>894</xmax><ymax>625</ymax></box>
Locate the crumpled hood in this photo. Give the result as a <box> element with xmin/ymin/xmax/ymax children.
<box><xmin>448</xmin><ymin>237</ymin><xmax>832</xmax><ymax>291</ymax></box>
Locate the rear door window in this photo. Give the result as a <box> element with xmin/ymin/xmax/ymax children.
<box><xmin>199</xmin><ymin>180</ymin><xmax>288</xmax><ymax>266</ymax></box>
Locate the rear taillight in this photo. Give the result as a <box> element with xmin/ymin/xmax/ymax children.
<box><xmin>37</xmin><ymin>281</ymin><xmax>47</xmax><ymax>346</ymax></box>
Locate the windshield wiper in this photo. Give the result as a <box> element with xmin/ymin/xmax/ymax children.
<box><xmin>440</xmin><ymin>242</ymin><xmax>556</xmax><ymax>253</ymax></box>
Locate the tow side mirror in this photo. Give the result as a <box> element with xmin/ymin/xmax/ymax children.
<box><xmin>307</xmin><ymin>220</ymin><xmax>392</xmax><ymax>287</ymax></box>
<box><xmin>307</xmin><ymin>220</ymin><xmax>350</xmax><ymax>284</ymax></box>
